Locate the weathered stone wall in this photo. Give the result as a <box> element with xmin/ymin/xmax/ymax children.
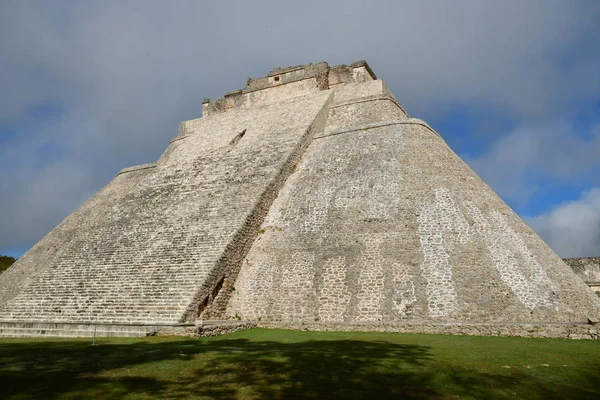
<box><xmin>201</xmin><ymin>61</ymin><xmax>375</xmax><ymax>117</ymax></box>
<box><xmin>259</xmin><ymin>321</ymin><xmax>599</xmax><ymax>340</ymax></box>
<box><xmin>186</xmin><ymin>92</ymin><xmax>334</xmax><ymax>321</ymax></box>
<box><xmin>564</xmin><ymin>257</ymin><xmax>600</xmax><ymax>292</ymax></box>
<box><xmin>227</xmin><ymin>77</ymin><xmax>600</xmax><ymax>325</ymax></box>
<box><xmin>0</xmin><ymin>90</ymin><xmax>333</xmax><ymax>325</ymax></box>
<box><xmin>2</xmin><ymin>60</ymin><xmax>599</xmax><ymax>338</ymax></box>
<box><xmin>193</xmin><ymin>321</ymin><xmax>256</xmax><ymax>337</ymax></box>
<box><xmin>0</xmin><ymin>167</ymin><xmax>152</xmax><ymax>309</ymax></box>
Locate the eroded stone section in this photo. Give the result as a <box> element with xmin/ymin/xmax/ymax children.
<box><xmin>273</xmin><ymin>127</ymin><xmax>404</xmax><ymax>235</ymax></box>
<box><xmin>228</xmin><ymin>255</ymin><xmax>275</xmax><ymax>320</ymax></box>
<box><xmin>563</xmin><ymin>257</ymin><xmax>600</xmax><ymax>292</ymax></box>
<box><xmin>325</xmin><ymin>132</ymin><xmax>402</xmax><ymax>221</ymax></box>
<box><xmin>365</xmin><ymin>179</ymin><xmax>401</xmax><ymax>220</ymax></box>
<box><xmin>392</xmin><ymin>263</ymin><xmax>416</xmax><ymax>317</ymax></box>
<box><xmin>303</xmin><ymin>185</ymin><xmax>336</xmax><ymax>233</ymax></box>
<box><xmin>356</xmin><ymin>235</ymin><xmax>386</xmax><ymax>322</ymax></box>
<box><xmin>418</xmin><ymin>188</ymin><xmax>470</xmax><ymax>317</ymax></box>
<box><xmin>272</xmin><ymin>252</ymin><xmax>316</xmax><ymax>321</ymax></box>
<box><xmin>465</xmin><ymin>203</ymin><xmax>555</xmax><ymax>309</ymax></box>
<box><xmin>260</xmin><ymin>320</ymin><xmax>600</xmax><ymax>340</ymax></box>
<box><xmin>318</xmin><ymin>256</ymin><xmax>351</xmax><ymax>322</ymax></box>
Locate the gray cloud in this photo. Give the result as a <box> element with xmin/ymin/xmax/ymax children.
<box><xmin>467</xmin><ymin>123</ymin><xmax>600</xmax><ymax>204</ymax></box>
<box><xmin>526</xmin><ymin>188</ymin><xmax>600</xmax><ymax>257</ymax></box>
<box><xmin>1</xmin><ymin>0</ymin><xmax>599</xmax><ymax>253</ymax></box>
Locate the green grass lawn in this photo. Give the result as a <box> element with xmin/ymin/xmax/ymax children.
<box><xmin>1</xmin><ymin>329</ymin><xmax>599</xmax><ymax>399</ymax></box>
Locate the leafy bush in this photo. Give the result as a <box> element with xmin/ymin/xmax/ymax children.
<box><xmin>0</xmin><ymin>255</ymin><xmax>17</xmax><ymax>274</ymax></box>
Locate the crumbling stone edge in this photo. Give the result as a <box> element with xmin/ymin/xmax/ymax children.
<box><xmin>154</xmin><ymin>321</ymin><xmax>257</xmax><ymax>337</ymax></box>
<box><xmin>155</xmin><ymin>320</ymin><xmax>598</xmax><ymax>340</ymax></box>
<box><xmin>195</xmin><ymin>321</ymin><xmax>258</xmax><ymax>337</ymax></box>
<box><xmin>330</xmin><ymin>94</ymin><xmax>410</xmax><ymax>118</ymax></box>
<box><xmin>118</xmin><ymin>163</ymin><xmax>157</xmax><ymax>175</ymax></box>
<box><xmin>256</xmin><ymin>321</ymin><xmax>599</xmax><ymax>340</ymax></box>
<box><xmin>317</xmin><ymin>118</ymin><xmax>441</xmax><ymax>141</ymax></box>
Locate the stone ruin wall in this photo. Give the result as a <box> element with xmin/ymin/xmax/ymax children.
<box><xmin>199</xmin><ymin>61</ymin><xmax>374</xmax><ymax>118</ymax></box>
<box><xmin>226</xmin><ymin>74</ymin><xmax>600</xmax><ymax>326</ymax></box>
<box><xmin>563</xmin><ymin>258</ymin><xmax>600</xmax><ymax>292</ymax></box>
<box><xmin>1</xmin><ymin>60</ymin><xmax>599</xmax><ymax>335</ymax></box>
<box><xmin>0</xmin><ymin>170</ymin><xmax>143</xmax><ymax>309</ymax></box>
<box><xmin>0</xmin><ymin>86</ymin><xmax>334</xmax><ymax>324</ymax></box>
<box><xmin>0</xmin><ymin>61</ymin><xmax>375</xmax><ymax>326</ymax></box>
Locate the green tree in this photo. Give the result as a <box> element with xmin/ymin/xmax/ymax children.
<box><xmin>0</xmin><ymin>255</ymin><xmax>16</xmax><ymax>274</ymax></box>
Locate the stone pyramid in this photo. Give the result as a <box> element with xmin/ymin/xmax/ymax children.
<box><xmin>1</xmin><ymin>61</ymin><xmax>599</xmax><ymax>338</ymax></box>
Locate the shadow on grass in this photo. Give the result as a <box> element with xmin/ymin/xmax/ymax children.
<box><xmin>0</xmin><ymin>336</ymin><xmax>599</xmax><ymax>399</ymax></box>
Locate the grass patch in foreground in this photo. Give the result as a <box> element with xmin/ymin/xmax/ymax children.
<box><xmin>1</xmin><ymin>329</ymin><xmax>599</xmax><ymax>399</ymax></box>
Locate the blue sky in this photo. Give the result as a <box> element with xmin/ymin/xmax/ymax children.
<box><xmin>1</xmin><ymin>0</ymin><xmax>599</xmax><ymax>258</ymax></box>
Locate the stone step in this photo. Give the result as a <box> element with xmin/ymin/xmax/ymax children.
<box><xmin>0</xmin><ymin>311</ymin><xmax>184</xmax><ymax>324</ymax></box>
<box><xmin>0</xmin><ymin>321</ymin><xmax>192</xmax><ymax>338</ymax></box>
<box><xmin>0</xmin><ymin>320</ymin><xmax>255</xmax><ymax>338</ymax></box>
<box><xmin>0</xmin><ymin>329</ymin><xmax>145</xmax><ymax>338</ymax></box>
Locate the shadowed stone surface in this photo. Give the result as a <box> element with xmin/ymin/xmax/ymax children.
<box><xmin>1</xmin><ymin>61</ymin><xmax>599</xmax><ymax>338</ymax></box>
<box><xmin>563</xmin><ymin>257</ymin><xmax>600</xmax><ymax>293</ymax></box>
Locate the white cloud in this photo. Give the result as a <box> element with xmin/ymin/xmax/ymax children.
<box><xmin>526</xmin><ymin>188</ymin><xmax>600</xmax><ymax>257</ymax></box>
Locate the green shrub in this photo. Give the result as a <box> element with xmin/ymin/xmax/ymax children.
<box><xmin>0</xmin><ymin>255</ymin><xmax>17</xmax><ymax>274</ymax></box>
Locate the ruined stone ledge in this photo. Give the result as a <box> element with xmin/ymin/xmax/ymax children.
<box><xmin>267</xmin><ymin>63</ymin><xmax>324</xmax><ymax>78</ymax></box>
<box><xmin>346</xmin><ymin>60</ymin><xmax>377</xmax><ymax>80</ymax></box>
<box><xmin>0</xmin><ymin>316</ymin><xmax>185</xmax><ymax>325</ymax></box>
<box><xmin>117</xmin><ymin>163</ymin><xmax>157</xmax><ymax>175</ymax></box>
<box><xmin>563</xmin><ymin>257</ymin><xmax>600</xmax><ymax>290</ymax></box>
<box><xmin>316</xmin><ymin>118</ymin><xmax>440</xmax><ymax>140</ymax></box>
<box><xmin>243</xmin><ymin>74</ymin><xmax>319</xmax><ymax>95</ymax></box>
<box><xmin>169</xmin><ymin>134</ymin><xmax>192</xmax><ymax>144</ymax></box>
<box><xmin>257</xmin><ymin>321</ymin><xmax>599</xmax><ymax>340</ymax></box>
<box><xmin>265</xmin><ymin>61</ymin><xmax>375</xmax><ymax>80</ymax></box>
<box><xmin>330</xmin><ymin>94</ymin><xmax>409</xmax><ymax>117</ymax></box>
<box><xmin>0</xmin><ymin>321</ymin><xmax>194</xmax><ymax>338</ymax></box>
<box><xmin>0</xmin><ymin>320</ymin><xmax>193</xmax><ymax>327</ymax></box>
<box><xmin>201</xmin><ymin>61</ymin><xmax>374</xmax><ymax>117</ymax></box>
<box><xmin>564</xmin><ymin>257</ymin><xmax>600</xmax><ymax>264</ymax></box>
<box><xmin>192</xmin><ymin>321</ymin><xmax>257</xmax><ymax>337</ymax></box>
